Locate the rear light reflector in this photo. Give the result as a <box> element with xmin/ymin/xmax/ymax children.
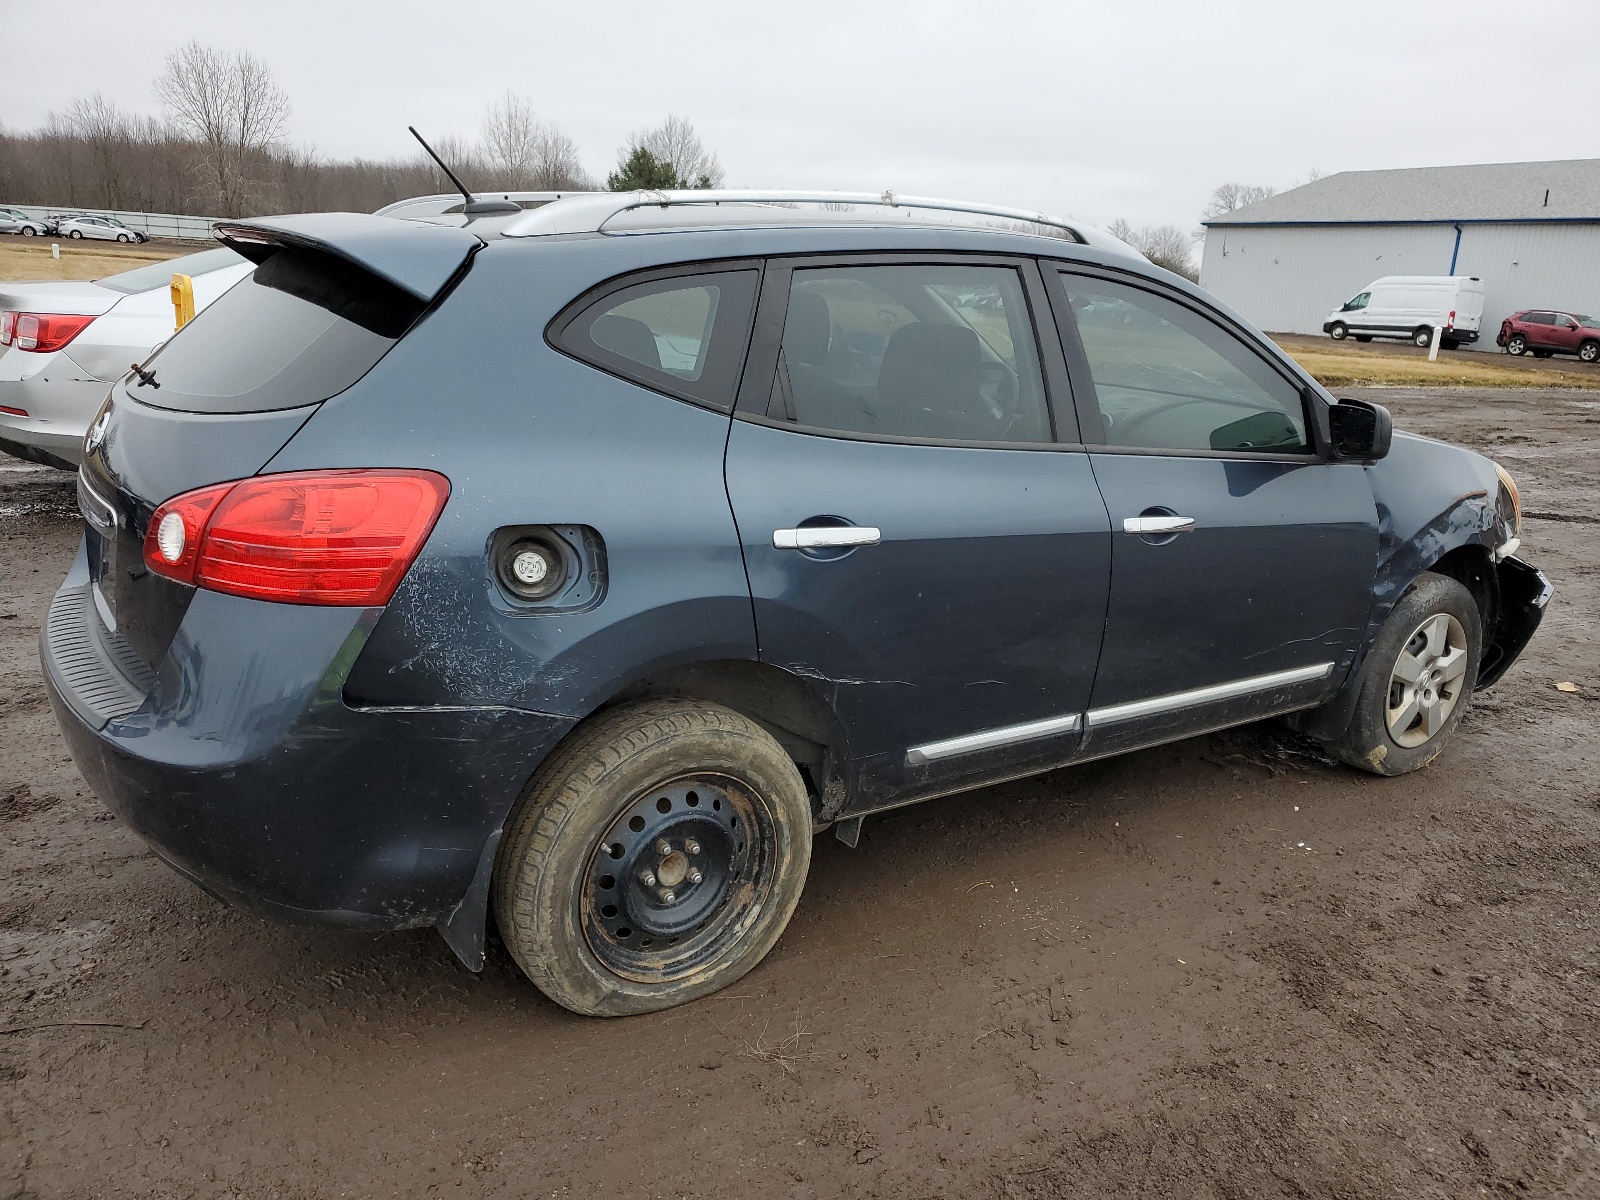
<box><xmin>143</xmin><ymin>469</ymin><xmax>451</xmax><ymax>606</ymax></box>
<box><xmin>10</xmin><ymin>312</ymin><xmax>96</xmax><ymax>352</ymax></box>
<box><xmin>0</xmin><ymin>405</ymin><xmax>29</xmax><ymax>417</ymax></box>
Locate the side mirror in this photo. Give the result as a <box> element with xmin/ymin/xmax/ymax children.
<box><xmin>1328</xmin><ymin>398</ymin><xmax>1393</xmax><ymax>460</ymax></box>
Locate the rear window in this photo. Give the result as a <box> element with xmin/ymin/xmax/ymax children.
<box><xmin>96</xmin><ymin>247</ymin><xmax>245</xmax><ymax>295</ymax></box>
<box><xmin>129</xmin><ymin>246</ymin><xmax>424</xmax><ymax>414</ymax></box>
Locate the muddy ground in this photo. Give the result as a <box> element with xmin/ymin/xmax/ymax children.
<box><xmin>1</xmin><ymin>387</ymin><xmax>1597</xmax><ymax>1198</ymax></box>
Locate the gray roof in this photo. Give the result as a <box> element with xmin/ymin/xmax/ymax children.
<box><xmin>1206</xmin><ymin>158</ymin><xmax>1600</xmax><ymax>225</ymax></box>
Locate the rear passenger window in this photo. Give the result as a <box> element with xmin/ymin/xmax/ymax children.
<box><xmin>1060</xmin><ymin>273</ymin><xmax>1309</xmax><ymax>454</ymax></box>
<box><xmin>553</xmin><ymin>269</ymin><xmax>759</xmax><ymax>412</ymax></box>
<box><xmin>768</xmin><ymin>264</ymin><xmax>1051</xmax><ymax>444</ymax></box>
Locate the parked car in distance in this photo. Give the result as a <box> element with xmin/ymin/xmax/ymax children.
<box><xmin>55</xmin><ymin>214</ymin><xmax>148</xmax><ymax>243</ymax></box>
<box><xmin>0</xmin><ymin>246</ymin><xmax>252</xmax><ymax>468</ymax></box>
<box><xmin>0</xmin><ymin>207</ymin><xmax>53</xmax><ymax>237</ymax></box>
<box><xmin>1496</xmin><ymin>309</ymin><xmax>1600</xmax><ymax>362</ymax></box>
<box><xmin>1324</xmin><ymin>275</ymin><xmax>1484</xmax><ymax>349</ymax></box>
<box><xmin>43</xmin><ymin>193</ymin><xmax>1549</xmax><ymax>1018</ymax></box>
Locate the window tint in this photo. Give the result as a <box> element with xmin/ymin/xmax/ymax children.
<box><xmin>555</xmin><ymin>269</ymin><xmax>759</xmax><ymax>412</ymax></box>
<box><xmin>1525</xmin><ymin>312</ymin><xmax>1554</xmax><ymax>325</ymax></box>
<box><xmin>1061</xmin><ymin>274</ymin><xmax>1308</xmax><ymax>454</ymax></box>
<box><xmin>1343</xmin><ymin>292</ymin><xmax>1369</xmax><ymax>311</ymax></box>
<box><xmin>133</xmin><ymin>246</ymin><xmax>420</xmax><ymax>414</ymax></box>
<box><xmin>769</xmin><ymin>264</ymin><xmax>1050</xmax><ymax>443</ymax></box>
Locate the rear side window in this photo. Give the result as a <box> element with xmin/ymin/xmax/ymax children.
<box><xmin>1525</xmin><ymin>312</ymin><xmax>1554</xmax><ymax>325</ymax></box>
<box><xmin>767</xmin><ymin>264</ymin><xmax>1051</xmax><ymax>444</ymax></box>
<box><xmin>130</xmin><ymin>246</ymin><xmax>422</xmax><ymax>414</ymax></box>
<box><xmin>1060</xmin><ymin>273</ymin><xmax>1309</xmax><ymax>454</ymax></box>
<box><xmin>551</xmin><ymin>269</ymin><xmax>760</xmax><ymax>412</ymax></box>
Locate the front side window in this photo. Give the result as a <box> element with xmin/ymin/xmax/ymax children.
<box><xmin>1343</xmin><ymin>292</ymin><xmax>1370</xmax><ymax>311</ymax></box>
<box><xmin>768</xmin><ymin>264</ymin><xmax>1050</xmax><ymax>444</ymax></box>
<box><xmin>554</xmin><ymin>269</ymin><xmax>758</xmax><ymax>411</ymax></box>
<box><xmin>1060</xmin><ymin>273</ymin><xmax>1309</xmax><ymax>454</ymax></box>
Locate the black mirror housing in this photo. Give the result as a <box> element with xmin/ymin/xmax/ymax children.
<box><xmin>1328</xmin><ymin>398</ymin><xmax>1393</xmax><ymax>461</ymax></box>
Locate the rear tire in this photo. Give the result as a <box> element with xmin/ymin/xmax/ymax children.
<box><xmin>1329</xmin><ymin>322</ymin><xmax>1348</xmax><ymax>340</ymax></box>
<box><xmin>1412</xmin><ymin>326</ymin><xmax>1433</xmax><ymax>348</ymax></box>
<box><xmin>1329</xmin><ymin>572</ymin><xmax>1482</xmax><ymax>777</ymax></box>
<box><xmin>1580</xmin><ymin>340</ymin><xmax>1600</xmax><ymax>363</ymax></box>
<box><xmin>493</xmin><ymin>699</ymin><xmax>812</xmax><ymax>1017</ymax></box>
<box><xmin>1441</xmin><ymin>337</ymin><xmax>1459</xmax><ymax>351</ymax></box>
<box><xmin>1507</xmin><ymin>334</ymin><xmax>1527</xmax><ymax>356</ymax></box>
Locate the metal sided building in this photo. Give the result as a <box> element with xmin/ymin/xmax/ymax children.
<box><xmin>1199</xmin><ymin>159</ymin><xmax>1600</xmax><ymax>350</ymax></box>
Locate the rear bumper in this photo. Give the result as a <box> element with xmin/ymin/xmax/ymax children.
<box><xmin>0</xmin><ymin>371</ymin><xmax>111</xmax><ymax>467</ymax></box>
<box><xmin>41</xmin><ymin>544</ymin><xmax>575</xmax><ymax>928</ymax></box>
<box><xmin>1445</xmin><ymin>329</ymin><xmax>1479</xmax><ymax>343</ymax></box>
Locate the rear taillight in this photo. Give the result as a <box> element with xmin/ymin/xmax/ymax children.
<box><xmin>7</xmin><ymin>312</ymin><xmax>96</xmax><ymax>352</ymax></box>
<box><xmin>1447</xmin><ymin>309</ymin><xmax>1456</xmax><ymax>330</ymax></box>
<box><xmin>143</xmin><ymin>470</ymin><xmax>451</xmax><ymax>606</ymax></box>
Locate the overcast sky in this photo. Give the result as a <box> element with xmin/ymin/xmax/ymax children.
<box><xmin>3</xmin><ymin>0</ymin><xmax>1596</xmax><ymax>237</ymax></box>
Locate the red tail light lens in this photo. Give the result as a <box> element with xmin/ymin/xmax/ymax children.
<box><xmin>143</xmin><ymin>470</ymin><xmax>451</xmax><ymax>606</ymax></box>
<box><xmin>10</xmin><ymin>312</ymin><xmax>96</xmax><ymax>352</ymax></box>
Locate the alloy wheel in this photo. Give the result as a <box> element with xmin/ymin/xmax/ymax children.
<box><xmin>1386</xmin><ymin>613</ymin><xmax>1468</xmax><ymax>748</ymax></box>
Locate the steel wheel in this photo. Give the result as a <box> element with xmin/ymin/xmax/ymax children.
<box><xmin>581</xmin><ymin>773</ymin><xmax>776</xmax><ymax>983</ymax></box>
<box><xmin>1386</xmin><ymin>612</ymin><xmax>1468</xmax><ymax>748</ymax></box>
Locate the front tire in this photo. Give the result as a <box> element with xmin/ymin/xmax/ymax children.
<box><xmin>1507</xmin><ymin>334</ymin><xmax>1527</xmax><ymax>356</ymax></box>
<box><xmin>1329</xmin><ymin>572</ymin><xmax>1482</xmax><ymax>777</ymax></box>
<box><xmin>20</xmin><ymin>226</ymin><xmax>35</xmax><ymax>237</ymax></box>
<box><xmin>1412</xmin><ymin>326</ymin><xmax>1433</xmax><ymax>347</ymax></box>
<box><xmin>1329</xmin><ymin>322</ymin><xmax>1348</xmax><ymax>341</ymax></box>
<box><xmin>493</xmin><ymin>700</ymin><xmax>813</xmax><ymax>1017</ymax></box>
<box><xmin>116</xmin><ymin>233</ymin><xmax>129</xmax><ymax>243</ymax></box>
<box><xmin>68</xmin><ymin>230</ymin><xmax>82</xmax><ymax>239</ymax></box>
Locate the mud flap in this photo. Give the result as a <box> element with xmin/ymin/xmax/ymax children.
<box><xmin>436</xmin><ymin>828</ymin><xmax>502</xmax><ymax>972</ymax></box>
<box><xmin>833</xmin><ymin>816</ymin><xmax>862</xmax><ymax>848</ymax></box>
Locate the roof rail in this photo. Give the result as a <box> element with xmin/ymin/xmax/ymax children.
<box><xmin>497</xmin><ymin>190</ymin><xmax>1141</xmax><ymax>258</ymax></box>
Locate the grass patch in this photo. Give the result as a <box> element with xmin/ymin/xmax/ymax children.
<box><xmin>1281</xmin><ymin>342</ymin><xmax>1600</xmax><ymax>390</ymax></box>
<box><xmin>0</xmin><ymin>238</ymin><xmax>190</xmax><ymax>283</ymax></box>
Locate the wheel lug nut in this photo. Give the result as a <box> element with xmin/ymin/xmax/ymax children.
<box><xmin>656</xmin><ymin>839</ymin><xmax>672</xmax><ymax>856</ymax></box>
<box><xmin>662</xmin><ymin>890</ymin><xmax>676</xmax><ymax>904</ymax></box>
<box><xmin>685</xmin><ymin>839</ymin><xmax>701</xmax><ymax>856</ymax></box>
<box><xmin>639</xmin><ymin>870</ymin><xmax>656</xmax><ymax>887</ymax></box>
<box><xmin>689</xmin><ymin>869</ymin><xmax>703</xmax><ymax>885</ymax></box>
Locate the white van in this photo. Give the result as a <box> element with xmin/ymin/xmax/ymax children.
<box><xmin>1323</xmin><ymin>276</ymin><xmax>1485</xmax><ymax>349</ymax></box>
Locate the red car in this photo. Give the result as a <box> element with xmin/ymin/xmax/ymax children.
<box><xmin>1496</xmin><ymin>309</ymin><xmax>1600</xmax><ymax>362</ymax></box>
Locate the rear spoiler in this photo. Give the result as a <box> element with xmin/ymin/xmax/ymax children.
<box><xmin>213</xmin><ymin>213</ymin><xmax>482</xmax><ymax>302</ymax></box>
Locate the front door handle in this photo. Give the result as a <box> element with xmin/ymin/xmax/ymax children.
<box><xmin>773</xmin><ymin>526</ymin><xmax>882</xmax><ymax>550</ymax></box>
<box><xmin>1122</xmin><ymin>515</ymin><xmax>1195</xmax><ymax>535</ymax></box>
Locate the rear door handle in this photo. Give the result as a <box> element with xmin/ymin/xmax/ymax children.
<box><xmin>1122</xmin><ymin>515</ymin><xmax>1195</xmax><ymax>535</ymax></box>
<box><xmin>773</xmin><ymin>526</ymin><xmax>882</xmax><ymax>549</ymax></box>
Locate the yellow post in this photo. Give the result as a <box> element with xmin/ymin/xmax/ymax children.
<box><xmin>170</xmin><ymin>273</ymin><xmax>196</xmax><ymax>329</ymax></box>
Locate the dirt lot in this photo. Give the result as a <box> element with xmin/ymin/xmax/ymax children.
<box><xmin>1</xmin><ymin>387</ymin><xmax>1597</xmax><ymax>1198</ymax></box>
<box><xmin>1272</xmin><ymin>333</ymin><xmax>1600</xmax><ymax>391</ymax></box>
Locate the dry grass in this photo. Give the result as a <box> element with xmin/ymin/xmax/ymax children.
<box><xmin>0</xmin><ymin>237</ymin><xmax>190</xmax><ymax>283</ymax></box>
<box><xmin>738</xmin><ymin>1017</ymin><xmax>813</xmax><ymax>1074</ymax></box>
<box><xmin>1280</xmin><ymin>341</ymin><xmax>1600</xmax><ymax>390</ymax></box>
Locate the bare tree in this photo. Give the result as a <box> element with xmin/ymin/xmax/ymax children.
<box><xmin>622</xmin><ymin>115</ymin><xmax>723</xmax><ymax>189</ymax></box>
<box><xmin>480</xmin><ymin>93</ymin><xmax>589</xmax><ymax>190</ymax></box>
<box><xmin>1109</xmin><ymin>219</ymin><xmax>1198</xmax><ymax>281</ymax></box>
<box><xmin>155</xmin><ymin>40</ymin><xmax>289</xmax><ymax>215</ymax></box>
<box><xmin>1201</xmin><ymin>182</ymin><xmax>1278</xmax><ymax>222</ymax></box>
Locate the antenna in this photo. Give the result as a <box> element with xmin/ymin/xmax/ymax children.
<box><xmin>407</xmin><ymin>127</ymin><xmax>519</xmax><ymax>216</ymax></box>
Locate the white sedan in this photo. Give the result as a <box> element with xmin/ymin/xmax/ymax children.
<box><xmin>0</xmin><ymin>247</ymin><xmax>252</xmax><ymax>468</ymax></box>
<box><xmin>54</xmin><ymin>215</ymin><xmax>149</xmax><ymax>244</ymax></box>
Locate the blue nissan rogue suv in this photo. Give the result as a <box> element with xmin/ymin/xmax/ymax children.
<box><xmin>42</xmin><ymin>191</ymin><xmax>1550</xmax><ymax>1016</ymax></box>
